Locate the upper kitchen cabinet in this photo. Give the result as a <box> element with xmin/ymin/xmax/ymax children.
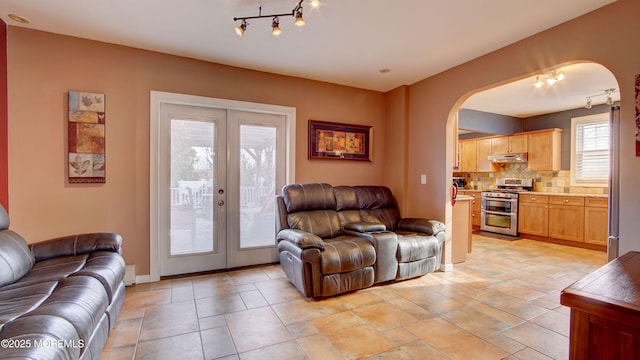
<box><xmin>492</xmin><ymin>134</ymin><xmax>528</xmax><ymax>154</ymax></box>
<box><xmin>527</xmin><ymin>128</ymin><xmax>562</xmax><ymax>171</ymax></box>
<box><xmin>459</xmin><ymin>138</ymin><xmax>496</xmax><ymax>172</ymax></box>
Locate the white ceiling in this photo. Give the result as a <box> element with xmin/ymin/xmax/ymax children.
<box><xmin>0</xmin><ymin>0</ymin><xmax>618</xmax><ymax>115</ymax></box>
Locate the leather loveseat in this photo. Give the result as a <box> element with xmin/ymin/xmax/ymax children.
<box><xmin>276</xmin><ymin>183</ymin><xmax>445</xmax><ymax>298</ymax></box>
<box><xmin>0</xmin><ymin>205</ymin><xmax>126</xmax><ymax>360</ymax></box>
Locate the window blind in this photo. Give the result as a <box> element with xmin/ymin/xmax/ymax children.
<box><xmin>574</xmin><ymin>117</ymin><xmax>609</xmax><ymax>183</ymax></box>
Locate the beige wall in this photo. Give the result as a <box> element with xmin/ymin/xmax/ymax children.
<box><xmin>401</xmin><ymin>0</ymin><xmax>640</xmax><ymax>255</ymax></box>
<box><xmin>7</xmin><ymin>28</ymin><xmax>386</xmax><ymax>275</ymax></box>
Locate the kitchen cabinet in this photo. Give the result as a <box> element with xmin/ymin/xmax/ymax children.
<box><xmin>527</xmin><ymin>128</ymin><xmax>562</xmax><ymax>171</ymax></box>
<box><xmin>459</xmin><ymin>139</ymin><xmax>496</xmax><ymax>172</ymax></box>
<box><xmin>459</xmin><ymin>140</ymin><xmax>476</xmax><ymax>172</ymax></box>
<box><xmin>491</xmin><ymin>134</ymin><xmax>528</xmax><ymax>154</ymax></box>
<box><xmin>548</xmin><ymin>196</ymin><xmax>585</xmax><ymax>242</ymax></box>
<box><xmin>584</xmin><ymin>197</ymin><xmax>608</xmax><ymax>246</ymax></box>
<box><xmin>460</xmin><ymin>191</ymin><xmax>481</xmax><ymax>228</ymax></box>
<box><xmin>518</xmin><ymin>194</ymin><xmax>549</xmax><ymax>237</ymax></box>
<box><xmin>476</xmin><ymin>138</ymin><xmax>495</xmax><ymax>172</ymax></box>
<box><xmin>452</xmin><ymin>195</ymin><xmax>472</xmax><ymax>263</ymax></box>
<box><xmin>519</xmin><ymin>194</ymin><xmax>608</xmax><ymax>247</ymax></box>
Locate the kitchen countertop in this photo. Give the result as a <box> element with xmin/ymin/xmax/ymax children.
<box><xmin>459</xmin><ymin>189</ymin><xmax>607</xmax><ymax>198</ymax></box>
<box><xmin>455</xmin><ymin>195</ymin><xmax>474</xmax><ymax>201</ymax></box>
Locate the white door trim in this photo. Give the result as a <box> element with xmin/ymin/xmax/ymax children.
<box><xmin>150</xmin><ymin>91</ymin><xmax>296</xmax><ymax>282</ymax></box>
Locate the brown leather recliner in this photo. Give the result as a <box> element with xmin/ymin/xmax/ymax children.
<box><xmin>276</xmin><ymin>183</ymin><xmax>376</xmax><ymax>298</ymax></box>
<box><xmin>276</xmin><ymin>183</ymin><xmax>445</xmax><ymax>298</ymax></box>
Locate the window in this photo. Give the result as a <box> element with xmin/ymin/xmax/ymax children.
<box><xmin>570</xmin><ymin>113</ymin><xmax>610</xmax><ymax>186</ymax></box>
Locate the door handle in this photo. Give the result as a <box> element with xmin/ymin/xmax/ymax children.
<box><xmin>217</xmin><ymin>200</ymin><xmax>225</xmax><ymax>206</ymax></box>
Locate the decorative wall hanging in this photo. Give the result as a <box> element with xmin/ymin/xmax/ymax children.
<box><xmin>68</xmin><ymin>91</ymin><xmax>106</xmax><ymax>183</ymax></box>
<box><xmin>636</xmin><ymin>74</ymin><xmax>640</xmax><ymax>156</ymax></box>
<box><xmin>308</xmin><ymin>120</ymin><xmax>372</xmax><ymax>161</ymax></box>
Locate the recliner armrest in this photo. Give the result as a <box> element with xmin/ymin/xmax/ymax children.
<box><xmin>30</xmin><ymin>233</ymin><xmax>123</xmax><ymax>262</ymax></box>
<box><xmin>398</xmin><ymin>218</ymin><xmax>445</xmax><ymax>237</ymax></box>
<box><xmin>277</xmin><ymin>229</ymin><xmax>325</xmax><ymax>250</ymax></box>
<box><xmin>344</xmin><ymin>222</ymin><xmax>386</xmax><ymax>233</ymax></box>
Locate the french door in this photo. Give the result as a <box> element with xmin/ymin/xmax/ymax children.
<box><xmin>156</xmin><ymin>102</ymin><xmax>286</xmax><ymax>277</ymax></box>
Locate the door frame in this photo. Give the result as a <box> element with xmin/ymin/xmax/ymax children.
<box><xmin>149</xmin><ymin>91</ymin><xmax>296</xmax><ymax>282</ymax></box>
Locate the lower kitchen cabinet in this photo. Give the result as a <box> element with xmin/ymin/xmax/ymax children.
<box><xmin>519</xmin><ymin>194</ymin><xmax>607</xmax><ymax>248</ymax></box>
<box><xmin>548</xmin><ymin>196</ymin><xmax>585</xmax><ymax>242</ymax></box>
<box><xmin>518</xmin><ymin>194</ymin><xmax>549</xmax><ymax>237</ymax></box>
<box><xmin>584</xmin><ymin>197</ymin><xmax>609</xmax><ymax>246</ymax></box>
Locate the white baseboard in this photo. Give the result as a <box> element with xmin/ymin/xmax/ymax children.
<box><xmin>440</xmin><ymin>263</ymin><xmax>453</xmax><ymax>272</ymax></box>
<box><xmin>135</xmin><ymin>275</ymin><xmax>151</xmax><ymax>284</ymax></box>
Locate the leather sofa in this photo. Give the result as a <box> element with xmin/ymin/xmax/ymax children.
<box><xmin>0</xmin><ymin>205</ymin><xmax>126</xmax><ymax>360</ymax></box>
<box><xmin>276</xmin><ymin>183</ymin><xmax>445</xmax><ymax>298</ymax></box>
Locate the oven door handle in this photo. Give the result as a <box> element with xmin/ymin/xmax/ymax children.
<box><xmin>482</xmin><ymin>209</ymin><xmax>516</xmax><ymax>216</ymax></box>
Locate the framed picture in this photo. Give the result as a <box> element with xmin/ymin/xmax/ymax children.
<box><xmin>308</xmin><ymin>120</ymin><xmax>372</xmax><ymax>161</ymax></box>
<box><xmin>68</xmin><ymin>91</ymin><xmax>106</xmax><ymax>183</ymax></box>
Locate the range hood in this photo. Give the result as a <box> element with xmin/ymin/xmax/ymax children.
<box><xmin>488</xmin><ymin>153</ymin><xmax>528</xmax><ymax>163</ymax></box>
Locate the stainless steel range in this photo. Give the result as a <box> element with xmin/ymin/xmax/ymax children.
<box><xmin>481</xmin><ymin>178</ymin><xmax>533</xmax><ymax>236</ymax></box>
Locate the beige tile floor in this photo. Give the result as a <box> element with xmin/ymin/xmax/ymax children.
<box><xmin>102</xmin><ymin>235</ymin><xmax>607</xmax><ymax>360</ymax></box>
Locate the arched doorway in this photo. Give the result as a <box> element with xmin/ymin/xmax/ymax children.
<box><xmin>448</xmin><ymin>61</ymin><xmax>620</xmax><ymax>262</ymax></box>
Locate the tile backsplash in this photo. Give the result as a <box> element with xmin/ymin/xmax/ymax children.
<box><xmin>454</xmin><ymin>163</ymin><xmax>607</xmax><ymax>194</ymax></box>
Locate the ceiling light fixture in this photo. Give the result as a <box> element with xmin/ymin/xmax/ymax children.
<box><xmin>8</xmin><ymin>13</ymin><xmax>31</xmax><ymax>24</ymax></box>
<box><xmin>271</xmin><ymin>17</ymin><xmax>282</xmax><ymax>36</ymax></box>
<box><xmin>234</xmin><ymin>0</ymin><xmax>320</xmax><ymax>37</ymax></box>
<box><xmin>584</xmin><ymin>88</ymin><xmax>617</xmax><ymax>108</ymax></box>
<box><xmin>533</xmin><ymin>70</ymin><xmax>565</xmax><ymax>88</ymax></box>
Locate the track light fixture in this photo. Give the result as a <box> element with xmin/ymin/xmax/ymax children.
<box><xmin>234</xmin><ymin>0</ymin><xmax>321</xmax><ymax>37</ymax></box>
<box><xmin>533</xmin><ymin>70</ymin><xmax>565</xmax><ymax>88</ymax></box>
<box><xmin>584</xmin><ymin>88</ymin><xmax>617</xmax><ymax>108</ymax></box>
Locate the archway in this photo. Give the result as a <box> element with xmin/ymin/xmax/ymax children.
<box><xmin>445</xmin><ymin>61</ymin><xmax>620</xmax><ymax>267</ymax></box>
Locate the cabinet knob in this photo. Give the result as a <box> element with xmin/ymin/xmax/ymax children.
<box><xmin>532</xmin><ymin>197</ymin><xmax>537</xmax><ymax>201</ymax></box>
<box><xmin>563</xmin><ymin>199</ymin><xmax>569</xmax><ymax>203</ymax></box>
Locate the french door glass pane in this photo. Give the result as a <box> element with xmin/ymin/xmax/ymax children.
<box><xmin>240</xmin><ymin>124</ymin><xmax>276</xmax><ymax>248</ymax></box>
<box><xmin>170</xmin><ymin>119</ymin><xmax>215</xmax><ymax>255</ymax></box>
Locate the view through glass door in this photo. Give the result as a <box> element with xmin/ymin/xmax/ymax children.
<box><xmin>159</xmin><ymin>104</ymin><xmax>227</xmax><ymax>276</ymax></box>
<box><xmin>158</xmin><ymin>103</ymin><xmax>285</xmax><ymax>276</ymax></box>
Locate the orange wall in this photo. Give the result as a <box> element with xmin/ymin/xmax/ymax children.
<box><xmin>400</xmin><ymin>0</ymin><xmax>640</xmax><ymax>255</ymax></box>
<box><xmin>0</xmin><ymin>20</ymin><xmax>8</xmax><ymax>210</ymax></box>
<box><xmin>6</xmin><ymin>28</ymin><xmax>386</xmax><ymax>275</ymax></box>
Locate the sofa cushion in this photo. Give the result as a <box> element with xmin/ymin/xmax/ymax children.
<box><xmin>354</xmin><ymin>186</ymin><xmax>396</xmax><ymax>209</ymax></box>
<box><xmin>26</xmin><ymin>275</ymin><xmax>109</xmax><ymax>343</ymax></box>
<box><xmin>0</xmin><ymin>281</ymin><xmax>57</xmax><ymax>328</ymax></box>
<box><xmin>334</xmin><ymin>186</ymin><xmax>360</xmax><ymax>211</ymax></box>
<box><xmin>0</xmin><ymin>230</ymin><xmax>35</xmax><ymax>287</ymax></box>
<box><xmin>73</xmin><ymin>251</ymin><xmax>126</xmax><ymax>303</ymax></box>
<box><xmin>282</xmin><ymin>183</ymin><xmax>336</xmax><ymax>213</ymax></box>
<box><xmin>287</xmin><ymin>210</ymin><xmax>342</xmax><ymax>240</ymax></box>
<box><xmin>321</xmin><ymin>236</ymin><xmax>376</xmax><ymax>274</ymax></box>
<box><xmin>0</xmin><ymin>314</ymin><xmax>83</xmax><ymax>360</ymax></box>
<box><xmin>396</xmin><ymin>235</ymin><xmax>440</xmax><ymax>262</ymax></box>
<box><xmin>2</xmin><ymin>254</ymin><xmax>87</xmax><ymax>290</ymax></box>
<box><xmin>361</xmin><ymin>208</ymin><xmax>401</xmax><ymax>232</ymax></box>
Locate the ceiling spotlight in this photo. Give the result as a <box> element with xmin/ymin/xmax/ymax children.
<box><xmin>534</xmin><ymin>76</ymin><xmax>543</xmax><ymax>88</ymax></box>
<box><xmin>534</xmin><ymin>70</ymin><xmax>565</xmax><ymax>88</ymax></box>
<box><xmin>606</xmin><ymin>89</ymin><xmax>614</xmax><ymax>105</ymax></box>
<box><xmin>584</xmin><ymin>88</ymin><xmax>617</xmax><ymax>108</ymax></box>
<box><xmin>235</xmin><ymin>20</ymin><xmax>248</xmax><ymax>37</ymax></box>
<box><xmin>233</xmin><ymin>0</ymin><xmax>318</xmax><ymax>37</ymax></box>
<box><xmin>294</xmin><ymin>9</ymin><xmax>306</xmax><ymax>27</ymax></box>
<box><xmin>271</xmin><ymin>17</ymin><xmax>282</xmax><ymax>36</ymax></box>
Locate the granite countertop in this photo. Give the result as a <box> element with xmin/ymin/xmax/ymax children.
<box><xmin>525</xmin><ymin>191</ymin><xmax>608</xmax><ymax>198</ymax></box>
<box><xmin>455</xmin><ymin>195</ymin><xmax>474</xmax><ymax>201</ymax></box>
<box><xmin>459</xmin><ymin>189</ymin><xmax>607</xmax><ymax>198</ymax></box>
